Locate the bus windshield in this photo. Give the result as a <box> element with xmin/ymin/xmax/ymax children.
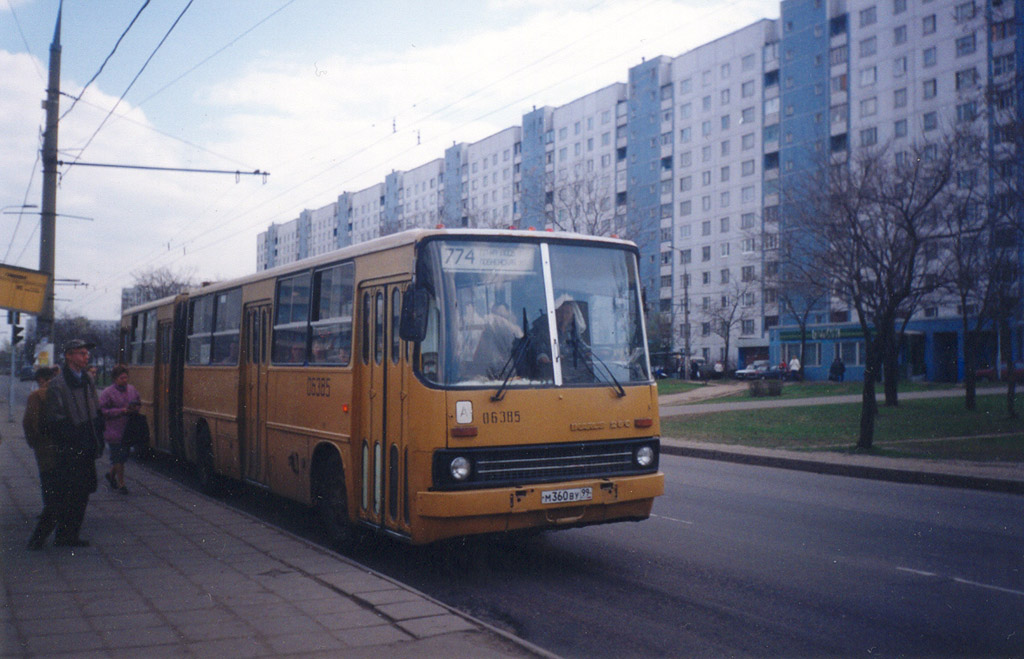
<box><xmin>416</xmin><ymin>238</ymin><xmax>651</xmax><ymax>388</ymax></box>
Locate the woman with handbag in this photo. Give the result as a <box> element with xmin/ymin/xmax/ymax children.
<box><xmin>99</xmin><ymin>364</ymin><xmax>140</xmax><ymax>495</ymax></box>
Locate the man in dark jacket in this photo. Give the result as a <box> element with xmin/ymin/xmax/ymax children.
<box><xmin>28</xmin><ymin>339</ymin><xmax>103</xmax><ymax>549</ymax></box>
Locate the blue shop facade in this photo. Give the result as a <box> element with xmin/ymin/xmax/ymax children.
<box><xmin>765</xmin><ymin>318</ymin><xmax>1019</xmax><ymax>383</ymax></box>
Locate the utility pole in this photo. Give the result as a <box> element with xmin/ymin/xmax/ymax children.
<box><xmin>681</xmin><ymin>264</ymin><xmax>690</xmax><ymax>380</ymax></box>
<box><xmin>38</xmin><ymin>2</ymin><xmax>62</xmax><ymax>343</ymax></box>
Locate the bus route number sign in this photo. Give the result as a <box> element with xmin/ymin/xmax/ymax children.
<box><xmin>442</xmin><ymin>244</ymin><xmax>535</xmax><ymax>273</ymax></box>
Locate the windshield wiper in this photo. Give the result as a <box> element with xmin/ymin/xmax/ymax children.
<box><xmin>492</xmin><ymin>308</ymin><xmax>532</xmax><ymax>402</ymax></box>
<box><xmin>567</xmin><ymin>323</ymin><xmax>626</xmax><ymax>398</ymax></box>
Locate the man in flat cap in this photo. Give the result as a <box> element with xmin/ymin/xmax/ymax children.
<box><xmin>28</xmin><ymin>339</ymin><xmax>103</xmax><ymax>549</ymax></box>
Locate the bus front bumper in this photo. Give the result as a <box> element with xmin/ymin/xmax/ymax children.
<box><xmin>412</xmin><ymin>472</ymin><xmax>664</xmax><ymax>543</ymax></box>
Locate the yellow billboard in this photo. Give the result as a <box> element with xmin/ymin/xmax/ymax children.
<box><xmin>0</xmin><ymin>265</ymin><xmax>49</xmax><ymax>314</ymax></box>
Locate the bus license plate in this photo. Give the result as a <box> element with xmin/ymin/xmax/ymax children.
<box><xmin>541</xmin><ymin>487</ymin><xmax>593</xmax><ymax>505</ymax></box>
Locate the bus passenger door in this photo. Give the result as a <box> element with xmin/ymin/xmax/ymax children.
<box><xmin>383</xmin><ymin>283</ymin><xmax>409</xmax><ymax>535</ymax></box>
<box><xmin>357</xmin><ymin>281</ymin><xmax>411</xmax><ymax>533</ymax></box>
<box><xmin>357</xmin><ymin>286</ymin><xmax>385</xmax><ymax>528</ymax></box>
<box><xmin>155</xmin><ymin>321</ymin><xmax>171</xmax><ymax>452</ymax></box>
<box><xmin>242</xmin><ymin>303</ymin><xmax>271</xmax><ymax>484</ymax></box>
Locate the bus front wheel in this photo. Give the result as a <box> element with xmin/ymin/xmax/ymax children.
<box><xmin>313</xmin><ymin>451</ymin><xmax>354</xmax><ymax>548</ymax></box>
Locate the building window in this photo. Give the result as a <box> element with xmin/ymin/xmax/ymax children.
<box><xmin>860</xmin><ymin>127</ymin><xmax>878</xmax><ymax>147</ymax></box>
<box><xmin>923</xmin><ymin>112</ymin><xmax>938</xmax><ymax>131</ymax></box>
<box><xmin>955</xmin><ymin>2</ymin><xmax>975</xmax><ymax>22</ymax></box>
<box><xmin>860</xmin><ymin>6</ymin><xmax>877</xmax><ymax>26</ymax></box>
<box><xmin>894</xmin><ymin>25</ymin><xmax>907</xmax><ymax>44</ymax></box>
<box><xmin>956</xmin><ymin>68</ymin><xmax>978</xmax><ymax>90</ymax></box>
<box><xmin>923</xmin><ymin>78</ymin><xmax>937</xmax><ymax>99</ymax></box>
<box><xmin>922</xmin><ymin>14</ymin><xmax>936</xmax><ymax>35</ymax></box>
<box><xmin>830</xmin><ymin>45</ymin><xmax>848</xmax><ymax>66</ymax></box>
<box><xmin>860</xmin><ymin>67</ymin><xmax>877</xmax><ymax>87</ymax></box>
<box><xmin>742</xmin><ymin>319</ymin><xmax>755</xmax><ymax>335</ymax></box>
<box><xmin>956</xmin><ymin>34</ymin><xmax>976</xmax><ymax>57</ymax></box>
<box><xmin>893</xmin><ymin>55</ymin><xmax>907</xmax><ymax>77</ymax></box>
<box><xmin>894</xmin><ymin>118</ymin><xmax>908</xmax><ymax>137</ymax></box>
<box><xmin>860</xmin><ymin>37</ymin><xmax>877</xmax><ymax>58</ymax></box>
<box><xmin>923</xmin><ymin>47</ymin><xmax>937</xmax><ymax>68</ymax></box>
<box><xmin>860</xmin><ymin>97</ymin><xmax>877</xmax><ymax>117</ymax></box>
<box><xmin>993</xmin><ymin>55</ymin><xmax>1014</xmax><ymax>77</ymax></box>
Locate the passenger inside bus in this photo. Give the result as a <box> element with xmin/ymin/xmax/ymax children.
<box><xmin>529</xmin><ymin>297</ymin><xmax>593</xmax><ymax>383</ymax></box>
<box><xmin>469</xmin><ymin>303</ymin><xmax>523</xmax><ymax>380</ymax></box>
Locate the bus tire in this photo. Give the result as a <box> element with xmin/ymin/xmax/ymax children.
<box><xmin>313</xmin><ymin>451</ymin><xmax>354</xmax><ymax>548</ymax></box>
<box><xmin>195</xmin><ymin>425</ymin><xmax>222</xmax><ymax>496</ymax></box>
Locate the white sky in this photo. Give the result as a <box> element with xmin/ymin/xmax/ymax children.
<box><xmin>1</xmin><ymin>0</ymin><xmax>776</xmax><ymax>322</ymax></box>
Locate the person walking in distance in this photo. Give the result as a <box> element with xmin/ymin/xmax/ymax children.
<box><xmin>36</xmin><ymin>339</ymin><xmax>104</xmax><ymax>548</ymax></box>
<box><xmin>99</xmin><ymin>364</ymin><xmax>140</xmax><ymax>494</ymax></box>
<box><xmin>24</xmin><ymin>367</ymin><xmax>60</xmax><ymax>550</ymax></box>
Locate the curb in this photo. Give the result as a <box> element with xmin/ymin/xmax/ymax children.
<box><xmin>659</xmin><ymin>442</ymin><xmax>1024</xmax><ymax>495</ymax></box>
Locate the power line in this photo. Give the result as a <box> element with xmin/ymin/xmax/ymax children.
<box><xmin>134</xmin><ymin>0</ymin><xmax>297</xmax><ymax>109</ymax></box>
<box><xmin>57</xmin><ymin>159</ymin><xmax>269</xmax><ymax>179</ymax></box>
<box><xmin>71</xmin><ymin>0</ymin><xmax>757</xmax><ymax>309</ymax></box>
<box><xmin>5</xmin><ymin>0</ymin><xmax>45</xmax><ymax>80</ymax></box>
<box><xmin>60</xmin><ymin>0</ymin><xmax>195</xmax><ymax>181</ymax></box>
<box><xmin>59</xmin><ymin>0</ymin><xmax>151</xmax><ymax>122</ymax></box>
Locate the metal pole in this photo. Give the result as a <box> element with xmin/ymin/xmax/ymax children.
<box><xmin>38</xmin><ymin>3</ymin><xmax>62</xmax><ymax>342</ymax></box>
<box><xmin>8</xmin><ymin>330</ymin><xmax>14</xmax><ymax>423</ymax></box>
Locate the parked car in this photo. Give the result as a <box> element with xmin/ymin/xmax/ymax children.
<box><xmin>18</xmin><ymin>365</ymin><xmax>35</xmax><ymax>381</ymax></box>
<box><xmin>974</xmin><ymin>361</ymin><xmax>1024</xmax><ymax>383</ymax></box>
<box><xmin>735</xmin><ymin>359</ymin><xmax>782</xmax><ymax>380</ymax></box>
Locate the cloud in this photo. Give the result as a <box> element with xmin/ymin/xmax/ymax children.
<box><xmin>1</xmin><ymin>0</ymin><xmax>775</xmax><ymax>320</ymax></box>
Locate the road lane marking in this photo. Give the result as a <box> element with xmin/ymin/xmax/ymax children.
<box><xmin>897</xmin><ymin>567</ymin><xmax>1024</xmax><ymax>597</ymax></box>
<box><xmin>952</xmin><ymin>577</ymin><xmax>1024</xmax><ymax>597</ymax></box>
<box><xmin>651</xmin><ymin>513</ymin><xmax>694</xmax><ymax>525</ymax></box>
<box><xmin>896</xmin><ymin>567</ymin><xmax>937</xmax><ymax>577</ymax></box>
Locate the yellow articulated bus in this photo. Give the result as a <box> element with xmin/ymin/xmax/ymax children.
<box><xmin>121</xmin><ymin>229</ymin><xmax>664</xmax><ymax>545</ymax></box>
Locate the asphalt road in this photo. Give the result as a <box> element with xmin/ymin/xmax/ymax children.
<box><xmin>180</xmin><ymin>453</ymin><xmax>1024</xmax><ymax>657</ymax></box>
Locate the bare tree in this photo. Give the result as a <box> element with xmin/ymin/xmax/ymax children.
<box><xmin>699</xmin><ymin>278</ymin><xmax>759</xmax><ymax>373</ymax></box>
<box><xmin>984</xmin><ymin>73</ymin><xmax>1024</xmax><ymax>418</ymax></box>
<box><xmin>126</xmin><ymin>266</ymin><xmax>196</xmax><ymax>308</ymax></box>
<box><xmin>551</xmin><ymin>166</ymin><xmax>614</xmax><ymax>236</ymax></box>
<box><xmin>933</xmin><ymin>125</ymin><xmax>989</xmax><ymax>410</ymax></box>
<box><xmin>787</xmin><ymin>136</ymin><xmax>959</xmax><ymax>449</ymax></box>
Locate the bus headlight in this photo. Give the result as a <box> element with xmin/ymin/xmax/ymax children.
<box><xmin>635</xmin><ymin>445</ymin><xmax>655</xmax><ymax>468</ymax></box>
<box><xmin>450</xmin><ymin>456</ymin><xmax>471</xmax><ymax>481</ymax></box>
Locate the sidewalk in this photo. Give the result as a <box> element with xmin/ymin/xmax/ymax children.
<box><xmin>0</xmin><ymin>408</ymin><xmax>547</xmax><ymax>657</ymax></box>
<box><xmin>657</xmin><ymin>381</ymin><xmax>1024</xmax><ymax>495</ymax></box>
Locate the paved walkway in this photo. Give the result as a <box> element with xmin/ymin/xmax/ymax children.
<box><xmin>657</xmin><ymin>380</ymin><xmax>1024</xmax><ymax>495</ymax></box>
<box><xmin>0</xmin><ymin>408</ymin><xmax>547</xmax><ymax>657</ymax></box>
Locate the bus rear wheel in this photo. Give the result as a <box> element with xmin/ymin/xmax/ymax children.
<box><xmin>313</xmin><ymin>451</ymin><xmax>354</xmax><ymax>548</ymax></box>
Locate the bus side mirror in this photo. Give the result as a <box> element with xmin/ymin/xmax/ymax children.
<box><xmin>399</xmin><ymin>287</ymin><xmax>429</xmax><ymax>342</ymax></box>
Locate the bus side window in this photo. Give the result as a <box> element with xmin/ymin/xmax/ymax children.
<box><xmin>361</xmin><ymin>292</ymin><xmax>371</xmax><ymax>365</ymax></box>
<box><xmin>272</xmin><ymin>272</ymin><xmax>311</xmax><ymax>364</ymax></box>
<box><xmin>310</xmin><ymin>263</ymin><xmax>353</xmax><ymax>366</ymax></box>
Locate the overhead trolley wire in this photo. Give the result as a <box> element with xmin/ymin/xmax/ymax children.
<box><xmin>59</xmin><ymin>0</ymin><xmax>152</xmax><ymax>122</ymax></box>
<box><xmin>60</xmin><ymin>0</ymin><xmax>195</xmax><ymax>181</ymax></box>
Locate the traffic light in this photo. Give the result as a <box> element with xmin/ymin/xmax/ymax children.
<box><xmin>12</xmin><ymin>324</ymin><xmax>24</xmax><ymax>345</ymax></box>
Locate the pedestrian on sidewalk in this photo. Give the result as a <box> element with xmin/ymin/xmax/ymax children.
<box><xmin>99</xmin><ymin>364</ymin><xmax>140</xmax><ymax>494</ymax></box>
<box><xmin>31</xmin><ymin>339</ymin><xmax>104</xmax><ymax>549</ymax></box>
<box><xmin>24</xmin><ymin>367</ymin><xmax>61</xmax><ymax>549</ymax></box>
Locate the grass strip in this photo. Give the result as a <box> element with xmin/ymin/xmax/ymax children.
<box><xmin>660</xmin><ymin>394</ymin><xmax>1023</xmax><ymax>461</ymax></box>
